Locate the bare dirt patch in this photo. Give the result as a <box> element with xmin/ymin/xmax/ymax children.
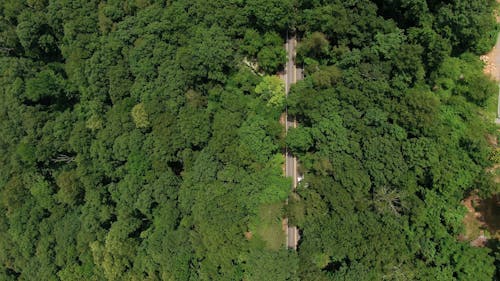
<box><xmin>461</xmin><ymin>193</ymin><xmax>500</xmax><ymax>247</ymax></box>
<box><xmin>481</xmin><ymin>1</ymin><xmax>500</xmax><ymax>80</ymax></box>
<box><xmin>245</xmin><ymin>231</ymin><xmax>253</xmax><ymax>240</ymax></box>
<box><xmin>487</xmin><ymin>133</ymin><xmax>498</xmax><ymax>146</ymax></box>
<box><xmin>481</xmin><ymin>39</ymin><xmax>500</xmax><ymax>81</ymax></box>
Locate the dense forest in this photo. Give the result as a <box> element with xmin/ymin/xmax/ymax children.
<box><xmin>0</xmin><ymin>0</ymin><xmax>499</xmax><ymax>280</ymax></box>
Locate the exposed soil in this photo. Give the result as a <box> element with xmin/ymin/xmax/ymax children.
<box><xmin>487</xmin><ymin>164</ymin><xmax>500</xmax><ymax>184</ymax></box>
<box><xmin>245</xmin><ymin>231</ymin><xmax>253</xmax><ymax>240</ymax></box>
<box><xmin>282</xmin><ymin>217</ymin><xmax>288</xmax><ymax>233</ymax></box>
<box><xmin>487</xmin><ymin>134</ymin><xmax>498</xmax><ymax>146</ymax></box>
<box><xmin>481</xmin><ymin>35</ymin><xmax>500</xmax><ymax>81</ymax></box>
<box><xmin>461</xmin><ymin>193</ymin><xmax>500</xmax><ymax>247</ymax></box>
<box><xmin>481</xmin><ymin>1</ymin><xmax>500</xmax><ymax>80</ymax></box>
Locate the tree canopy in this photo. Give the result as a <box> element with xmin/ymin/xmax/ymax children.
<box><xmin>0</xmin><ymin>0</ymin><xmax>499</xmax><ymax>280</ymax></box>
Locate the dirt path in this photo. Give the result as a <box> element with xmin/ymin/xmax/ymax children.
<box><xmin>481</xmin><ymin>34</ymin><xmax>500</xmax><ymax>81</ymax></box>
<box><xmin>481</xmin><ymin>1</ymin><xmax>500</xmax><ymax>80</ymax></box>
<box><xmin>481</xmin><ymin>1</ymin><xmax>500</xmax><ymax>180</ymax></box>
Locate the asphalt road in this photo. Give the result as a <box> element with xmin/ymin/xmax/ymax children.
<box><xmin>284</xmin><ymin>37</ymin><xmax>302</xmax><ymax>250</ymax></box>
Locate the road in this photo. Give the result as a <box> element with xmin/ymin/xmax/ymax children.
<box><xmin>283</xmin><ymin>36</ymin><xmax>303</xmax><ymax>250</ymax></box>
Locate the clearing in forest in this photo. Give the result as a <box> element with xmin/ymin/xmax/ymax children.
<box><xmin>250</xmin><ymin>203</ymin><xmax>285</xmax><ymax>251</ymax></box>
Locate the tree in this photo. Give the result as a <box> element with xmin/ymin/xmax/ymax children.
<box><xmin>254</xmin><ymin>75</ymin><xmax>285</xmax><ymax>109</ymax></box>
<box><xmin>287</xmin><ymin>127</ymin><xmax>313</xmax><ymax>154</ymax></box>
<box><xmin>257</xmin><ymin>45</ymin><xmax>286</xmax><ymax>73</ymax></box>
<box><xmin>244</xmin><ymin>0</ymin><xmax>295</xmax><ymax>31</ymax></box>
<box><xmin>55</xmin><ymin>170</ymin><xmax>83</xmax><ymax>205</ymax></box>
<box><xmin>24</xmin><ymin>69</ymin><xmax>64</xmax><ymax>103</ymax></box>
<box><xmin>244</xmin><ymin>249</ymin><xmax>299</xmax><ymax>281</ymax></box>
<box><xmin>176</xmin><ymin>24</ymin><xmax>234</xmax><ymax>84</ymax></box>
<box><xmin>15</xmin><ymin>9</ymin><xmax>60</xmax><ymax>59</ymax></box>
<box><xmin>242</xmin><ymin>29</ymin><xmax>263</xmax><ymax>57</ymax></box>
<box><xmin>297</xmin><ymin>32</ymin><xmax>329</xmax><ymax>63</ymax></box>
<box><xmin>0</xmin><ymin>0</ymin><xmax>498</xmax><ymax>280</ymax></box>
<box><xmin>131</xmin><ymin>103</ymin><xmax>150</xmax><ymax>128</ymax></box>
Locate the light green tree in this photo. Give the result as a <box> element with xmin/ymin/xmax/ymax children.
<box><xmin>131</xmin><ymin>103</ymin><xmax>150</xmax><ymax>128</ymax></box>
<box><xmin>254</xmin><ymin>75</ymin><xmax>285</xmax><ymax>109</ymax></box>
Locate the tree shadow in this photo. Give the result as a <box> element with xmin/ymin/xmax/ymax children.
<box><xmin>486</xmin><ymin>238</ymin><xmax>499</xmax><ymax>281</ymax></box>
<box><xmin>477</xmin><ymin>194</ymin><xmax>500</xmax><ymax>234</ymax></box>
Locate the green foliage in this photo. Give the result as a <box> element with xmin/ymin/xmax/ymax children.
<box><xmin>310</xmin><ymin>65</ymin><xmax>341</xmax><ymax>88</ymax></box>
<box><xmin>242</xmin><ymin>31</ymin><xmax>286</xmax><ymax>73</ymax></box>
<box><xmin>25</xmin><ymin>69</ymin><xmax>64</xmax><ymax>103</ymax></box>
<box><xmin>258</xmin><ymin>45</ymin><xmax>286</xmax><ymax>73</ymax></box>
<box><xmin>131</xmin><ymin>102</ymin><xmax>150</xmax><ymax>128</ymax></box>
<box><xmin>16</xmin><ymin>10</ymin><xmax>59</xmax><ymax>58</ymax></box>
<box><xmin>245</xmin><ymin>0</ymin><xmax>295</xmax><ymax>31</ymax></box>
<box><xmin>433</xmin><ymin>55</ymin><xmax>498</xmax><ymax>106</ymax></box>
<box><xmin>250</xmin><ymin>203</ymin><xmax>286</xmax><ymax>251</ymax></box>
<box><xmin>244</xmin><ymin>249</ymin><xmax>299</xmax><ymax>281</ymax></box>
<box><xmin>255</xmin><ymin>75</ymin><xmax>285</xmax><ymax>109</ymax></box>
<box><xmin>0</xmin><ymin>0</ymin><xmax>498</xmax><ymax>280</ymax></box>
<box><xmin>177</xmin><ymin>25</ymin><xmax>234</xmax><ymax>84</ymax></box>
<box><xmin>15</xmin><ymin>142</ymin><xmax>36</xmax><ymax>165</ymax></box>
<box><xmin>286</xmin><ymin>127</ymin><xmax>313</xmax><ymax>153</ymax></box>
<box><xmin>242</xmin><ymin>29</ymin><xmax>263</xmax><ymax>57</ymax></box>
<box><xmin>290</xmin><ymin>0</ymin><xmax>499</xmax><ymax>279</ymax></box>
<box><xmin>297</xmin><ymin>31</ymin><xmax>329</xmax><ymax>64</ymax></box>
<box><xmin>55</xmin><ymin>170</ymin><xmax>83</xmax><ymax>205</ymax></box>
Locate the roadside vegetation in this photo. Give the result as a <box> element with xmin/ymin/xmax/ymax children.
<box><xmin>0</xmin><ymin>0</ymin><xmax>499</xmax><ymax>280</ymax></box>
